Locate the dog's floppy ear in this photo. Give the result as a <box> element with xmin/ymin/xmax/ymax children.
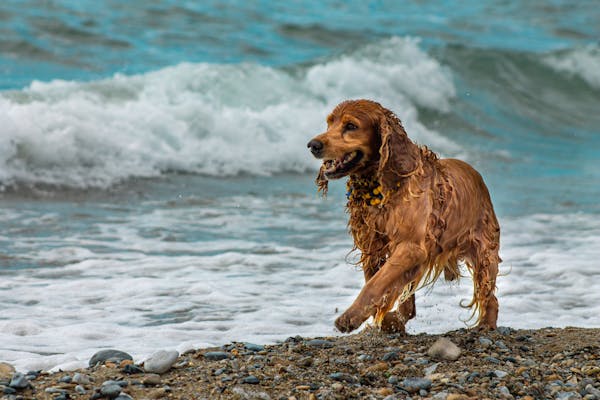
<box><xmin>377</xmin><ymin>108</ymin><xmax>420</xmax><ymax>193</ymax></box>
<box><xmin>315</xmin><ymin>164</ymin><xmax>329</xmax><ymax>196</ymax></box>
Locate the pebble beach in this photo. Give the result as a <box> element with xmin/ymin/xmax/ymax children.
<box><xmin>2</xmin><ymin>326</ymin><xmax>599</xmax><ymax>400</ymax></box>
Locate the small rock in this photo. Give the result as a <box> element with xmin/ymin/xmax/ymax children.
<box><xmin>485</xmin><ymin>356</ymin><xmax>502</xmax><ymax>364</ymax></box>
<box><xmin>100</xmin><ymin>382</ymin><xmax>123</xmax><ymax>398</ymax></box>
<box><xmin>115</xmin><ymin>394</ymin><xmax>134</xmax><ymax>400</ymax></box>
<box><xmin>244</xmin><ymin>343</ymin><xmax>265</xmax><ymax>352</ymax></box>
<box><xmin>144</xmin><ymin>350</ymin><xmax>179</xmax><ymax>374</ymax></box>
<box><xmin>495</xmin><ymin>340</ymin><xmax>509</xmax><ymax>351</ymax></box>
<box><xmin>58</xmin><ymin>375</ymin><xmax>72</xmax><ymax>383</ymax></box>
<box><xmin>358</xmin><ymin>354</ymin><xmax>372</xmax><ymax>361</ymax></box>
<box><xmin>9</xmin><ymin>373</ymin><xmax>30</xmax><ymax>389</ymax></box>
<box><xmin>382</xmin><ymin>351</ymin><xmax>399</xmax><ymax>361</ymax></box>
<box><xmin>331</xmin><ymin>382</ymin><xmax>344</xmax><ymax>391</ymax></box>
<box><xmin>427</xmin><ymin>337</ymin><xmax>461</xmax><ymax>361</ymax></box>
<box><xmin>298</xmin><ymin>356</ymin><xmax>313</xmax><ymax>367</ymax></box>
<box><xmin>388</xmin><ymin>375</ymin><xmax>399</xmax><ymax>384</ymax></box>
<box><xmin>401</xmin><ymin>377</ymin><xmax>432</xmax><ymax>393</ymax></box>
<box><xmin>329</xmin><ymin>372</ymin><xmax>357</xmax><ymax>383</ymax></box>
<box><xmin>586</xmin><ymin>384</ymin><xmax>600</xmax><ymax>398</ymax></box>
<box><xmin>242</xmin><ymin>375</ymin><xmax>260</xmax><ymax>384</ymax></box>
<box><xmin>45</xmin><ymin>387</ymin><xmax>67</xmax><ymax>394</ymax></box>
<box><xmin>0</xmin><ymin>363</ymin><xmax>16</xmax><ymax>380</ymax></box>
<box><xmin>479</xmin><ymin>336</ymin><xmax>493</xmax><ymax>347</ymax></box>
<box><xmin>306</xmin><ymin>339</ymin><xmax>334</xmax><ymax>348</ymax></box>
<box><xmin>89</xmin><ymin>349</ymin><xmax>133</xmax><ymax>367</ymax></box>
<box><xmin>3</xmin><ymin>386</ymin><xmax>17</xmax><ymax>395</ymax></box>
<box><xmin>204</xmin><ymin>351</ymin><xmax>229</xmax><ymax>361</ymax></box>
<box><xmin>498</xmin><ymin>385</ymin><xmax>514</xmax><ymax>399</ymax></box>
<box><xmin>467</xmin><ymin>372</ymin><xmax>480</xmax><ymax>382</ymax></box>
<box><xmin>494</xmin><ymin>370</ymin><xmax>508</xmax><ymax>379</ymax></box>
<box><xmin>556</xmin><ymin>391</ymin><xmax>582</xmax><ymax>400</ymax></box>
<box><xmin>497</xmin><ymin>326</ymin><xmax>514</xmax><ymax>335</ymax></box>
<box><xmin>424</xmin><ymin>363</ymin><xmax>439</xmax><ymax>375</ymax></box>
<box><xmin>72</xmin><ymin>372</ymin><xmax>93</xmax><ymax>385</ymax></box>
<box><xmin>75</xmin><ymin>385</ymin><xmax>86</xmax><ymax>394</ymax></box>
<box><xmin>143</xmin><ymin>374</ymin><xmax>162</xmax><ymax>386</ymax></box>
<box><xmin>432</xmin><ymin>392</ymin><xmax>449</xmax><ymax>400</ymax></box>
<box><xmin>122</xmin><ymin>364</ymin><xmax>144</xmax><ymax>374</ymax></box>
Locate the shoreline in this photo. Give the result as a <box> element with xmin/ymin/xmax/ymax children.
<box><xmin>2</xmin><ymin>326</ymin><xmax>599</xmax><ymax>399</ymax></box>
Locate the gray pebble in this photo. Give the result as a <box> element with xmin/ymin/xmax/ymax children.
<box><xmin>479</xmin><ymin>336</ymin><xmax>493</xmax><ymax>347</ymax></box>
<box><xmin>494</xmin><ymin>370</ymin><xmax>508</xmax><ymax>379</ymax></box>
<box><xmin>485</xmin><ymin>356</ymin><xmax>502</xmax><ymax>364</ymax></box>
<box><xmin>495</xmin><ymin>340</ymin><xmax>509</xmax><ymax>351</ymax></box>
<box><xmin>427</xmin><ymin>337</ymin><xmax>461</xmax><ymax>361</ymax></box>
<box><xmin>100</xmin><ymin>382</ymin><xmax>123</xmax><ymax>398</ymax></box>
<box><xmin>142</xmin><ymin>373</ymin><xmax>162</xmax><ymax>386</ymax></box>
<box><xmin>401</xmin><ymin>377</ymin><xmax>432</xmax><ymax>393</ymax></box>
<box><xmin>44</xmin><ymin>387</ymin><xmax>67</xmax><ymax>394</ymax></box>
<box><xmin>115</xmin><ymin>394</ymin><xmax>134</xmax><ymax>400</ymax></box>
<box><xmin>497</xmin><ymin>326</ymin><xmax>514</xmax><ymax>335</ymax></box>
<box><xmin>75</xmin><ymin>385</ymin><xmax>86</xmax><ymax>394</ymax></box>
<box><xmin>204</xmin><ymin>351</ymin><xmax>229</xmax><ymax>361</ymax></box>
<box><xmin>383</xmin><ymin>351</ymin><xmax>399</xmax><ymax>361</ymax></box>
<box><xmin>586</xmin><ymin>384</ymin><xmax>600</xmax><ymax>398</ymax></box>
<box><xmin>244</xmin><ymin>343</ymin><xmax>265</xmax><ymax>352</ymax></box>
<box><xmin>89</xmin><ymin>349</ymin><xmax>133</xmax><ymax>367</ymax></box>
<box><xmin>424</xmin><ymin>363</ymin><xmax>439</xmax><ymax>375</ymax></box>
<box><xmin>358</xmin><ymin>354</ymin><xmax>372</xmax><ymax>361</ymax></box>
<box><xmin>306</xmin><ymin>339</ymin><xmax>334</xmax><ymax>348</ymax></box>
<box><xmin>498</xmin><ymin>385</ymin><xmax>513</xmax><ymax>398</ymax></box>
<box><xmin>122</xmin><ymin>364</ymin><xmax>144</xmax><ymax>374</ymax></box>
<box><xmin>144</xmin><ymin>350</ymin><xmax>179</xmax><ymax>374</ymax></box>
<box><xmin>9</xmin><ymin>373</ymin><xmax>30</xmax><ymax>389</ymax></box>
<box><xmin>329</xmin><ymin>372</ymin><xmax>357</xmax><ymax>383</ymax></box>
<box><xmin>556</xmin><ymin>391</ymin><xmax>583</xmax><ymax>400</ymax></box>
<box><xmin>72</xmin><ymin>372</ymin><xmax>93</xmax><ymax>385</ymax></box>
<box><xmin>432</xmin><ymin>392</ymin><xmax>449</xmax><ymax>400</ymax></box>
<box><xmin>3</xmin><ymin>386</ymin><xmax>17</xmax><ymax>395</ymax></box>
<box><xmin>467</xmin><ymin>372</ymin><xmax>480</xmax><ymax>382</ymax></box>
<box><xmin>242</xmin><ymin>375</ymin><xmax>260</xmax><ymax>384</ymax></box>
<box><xmin>58</xmin><ymin>375</ymin><xmax>72</xmax><ymax>383</ymax></box>
<box><xmin>388</xmin><ymin>375</ymin><xmax>399</xmax><ymax>384</ymax></box>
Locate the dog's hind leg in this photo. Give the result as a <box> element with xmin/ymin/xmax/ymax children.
<box><xmin>468</xmin><ymin>217</ymin><xmax>501</xmax><ymax>330</ymax></box>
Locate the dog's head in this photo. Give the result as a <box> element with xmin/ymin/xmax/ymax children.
<box><xmin>307</xmin><ymin>99</ymin><xmax>419</xmax><ymax>194</ymax></box>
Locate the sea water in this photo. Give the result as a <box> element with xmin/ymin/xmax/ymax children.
<box><xmin>1</xmin><ymin>1</ymin><xmax>599</xmax><ymax>372</ymax></box>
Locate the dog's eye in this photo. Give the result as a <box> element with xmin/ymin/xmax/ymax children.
<box><xmin>345</xmin><ymin>123</ymin><xmax>358</xmax><ymax>131</ymax></box>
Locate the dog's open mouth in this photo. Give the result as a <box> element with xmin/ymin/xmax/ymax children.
<box><xmin>323</xmin><ymin>150</ymin><xmax>363</xmax><ymax>179</ymax></box>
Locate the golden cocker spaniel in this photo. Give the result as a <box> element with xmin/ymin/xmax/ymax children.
<box><xmin>307</xmin><ymin>99</ymin><xmax>501</xmax><ymax>333</ymax></box>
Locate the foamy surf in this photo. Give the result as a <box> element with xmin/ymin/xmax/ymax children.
<box><xmin>543</xmin><ymin>44</ymin><xmax>600</xmax><ymax>89</ymax></box>
<box><xmin>0</xmin><ymin>37</ymin><xmax>457</xmax><ymax>189</ymax></box>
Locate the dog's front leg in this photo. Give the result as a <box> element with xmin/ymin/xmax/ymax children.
<box><xmin>335</xmin><ymin>242</ymin><xmax>426</xmax><ymax>333</ymax></box>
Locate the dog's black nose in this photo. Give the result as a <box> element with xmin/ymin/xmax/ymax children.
<box><xmin>307</xmin><ymin>139</ymin><xmax>324</xmax><ymax>157</ymax></box>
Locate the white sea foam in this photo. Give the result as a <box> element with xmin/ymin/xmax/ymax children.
<box><xmin>543</xmin><ymin>44</ymin><xmax>600</xmax><ymax>89</ymax></box>
<box><xmin>1</xmin><ymin>188</ymin><xmax>599</xmax><ymax>372</ymax></box>
<box><xmin>0</xmin><ymin>37</ymin><xmax>457</xmax><ymax>188</ymax></box>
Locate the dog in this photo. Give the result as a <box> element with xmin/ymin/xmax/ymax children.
<box><xmin>307</xmin><ymin>99</ymin><xmax>501</xmax><ymax>333</ymax></box>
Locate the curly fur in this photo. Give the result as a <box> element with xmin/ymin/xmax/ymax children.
<box><xmin>308</xmin><ymin>99</ymin><xmax>501</xmax><ymax>333</ymax></box>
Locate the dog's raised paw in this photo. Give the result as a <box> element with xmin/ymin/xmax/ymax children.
<box><xmin>335</xmin><ymin>311</ymin><xmax>363</xmax><ymax>333</ymax></box>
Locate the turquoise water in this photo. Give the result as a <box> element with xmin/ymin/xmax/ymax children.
<box><xmin>1</xmin><ymin>1</ymin><xmax>600</xmax><ymax>372</ymax></box>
